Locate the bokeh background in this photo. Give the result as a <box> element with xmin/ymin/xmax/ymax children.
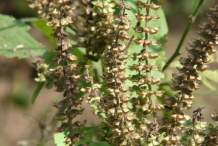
<box><xmin>0</xmin><ymin>0</ymin><xmax>217</xmax><ymax>145</ymax></box>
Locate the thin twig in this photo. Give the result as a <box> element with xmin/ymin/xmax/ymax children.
<box><xmin>162</xmin><ymin>0</ymin><xmax>205</xmax><ymax>71</ymax></box>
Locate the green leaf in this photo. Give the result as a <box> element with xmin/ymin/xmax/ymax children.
<box><xmin>75</xmin><ymin>126</ymin><xmax>99</xmax><ymax>146</ymax></box>
<box><xmin>54</xmin><ymin>133</ymin><xmax>66</xmax><ymax>146</ymax></box>
<box><xmin>127</xmin><ymin>102</ymin><xmax>133</xmax><ymax>109</ymax></box>
<box><xmin>89</xmin><ymin>141</ymin><xmax>111</xmax><ymax>146</ymax></box>
<box><xmin>201</xmin><ymin>77</ymin><xmax>216</xmax><ymax>91</ymax></box>
<box><xmin>158</xmin><ymin>132</ymin><xmax>166</xmax><ymax>143</ymax></box>
<box><xmin>31</xmin><ymin>50</ymin><xmax>58</xmax><ymax>104</ymax></box>
<box><xmin>195</xmin><ymin>122</ymin><xmax>207</xmax><ymax>130</ymax></box>
<box><xmin>43</xmin><ymin>50</ymin><xmax>58</xmax><ymax>66</ymax></box>
<box><xmin>125</xmin><ymin>4</ymin><xmax>168</xmax><ymax>92</ymax></box>
<box><xmin>20</xmin><ymin>17</ymin><xmax>40</xmax><ymax>23</ymax></box>
<box><xmin>206</xmin><ymin>123</ymin><xmax>214</xmax><ymax>133</ymax></box>
<box><xmin>148</xmin><ymin>8</ymin><xmax>168</xmax><ymax>42</ymax></box>
<box><xmin>200</xmin><ymin>70</ymin><xmax>218</xmax><ymax>91</ymax></box>
<box><xmin>92</xmin><ymin>59</ymin><xmax>103</xmax><ymax>82</ymax></box>
<box><xmin>183</xmin><ymin>119</ymin><xmax>193</xmax><ymax>128</ymax></box>
<box><xmin>32</xmin><ymin>82</ymin><xmax>44</xmax><ymax>104</ymax></box>
<box><xmin>55</xmin><ymin>127</ymin><xmax>99</xmax><ymax>146</ymax></box>
<box><xmin>201</xmin><ymin>70</ymin><xmax>218</xmax><ymax>83</ymax></box>
<box><xmin>99</xmin><ymin>113</ymin><xmax>107</xmax><ymax>119</ymax></box>
<box><xmin>0</xmin><ymin>14</ymin><xmax>46</xmax><ymax>58</ymax></box>
<box><xmin>193</xmin><ymin>90</ymin><xmax>218</xmax><ymax>95</ymax></box>
<box><xmin>71</xmin><ymin>47</ymin><xmax>85</xmax><ymax>62</ymax></box>
<box><xmin>32</xmin><ymin>19</ymin><xmax>56</xmax><ymax>43</ymax></box>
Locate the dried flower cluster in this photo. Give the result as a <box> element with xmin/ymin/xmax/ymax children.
<box><xmin>99</xmin><ymin>1</ymin><xmax>133</xmax><ymax>145</ymax></box>
<box><xmin>129</xmin><ymin>0</ymin><xmax>164</xmax><ymax>145</ymax></box>
<box><xmin>28</xmin><ymin>0</ymin><xmax>218</xmax><ymax>146</ymax></box>
<box><xmin>74</xmin><ymin>0</ymin><xmax>115</xmax><ymax>62</ymax></box>
<box><xmin>165</xmin><ymin>4</ymin><xmax>218</xmax><ymax>146</ymax></box>
<box><xmin>29</xmin><ymin>0</ymin><xmax>52</xmax><ymax>18</ymax></box>
<box><xmin>171</xmin><ymin>5</ymin><xmax>218</xmax><ymax>108</ymax></box>
<box><xmin>204</xmin><ymin>109</ymin><xmax>218</xmax><ymax>146</ymax></box>
<box><xmin>29</xmin><ymin>0</ymin><xmax>89</xmax><ymax>145</ymax></box>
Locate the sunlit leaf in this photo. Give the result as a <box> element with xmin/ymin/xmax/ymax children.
<box><xmin>54</xmin><ymin>133</ymin><xmax>66</xmax><ymax>146</ymax></box>
<box><xmin>75</xmin><ymin>127</ymin><xmax>99</xmax><ymax>146</ymax></box>
<box><xmin>32</xmin><ymin>19</ymin><xmax>56</xmax><ymax>43</ymax></box>
<box><xmin>0</xmin><ymin>14</ymin><xmax>46</xmax><ymax>58</ymax></box>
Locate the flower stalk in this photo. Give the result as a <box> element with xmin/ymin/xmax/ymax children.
<box><xmin>163</xmin><ymin>0</ymin><xmax>205</xmax><ymax>71</ymax></box>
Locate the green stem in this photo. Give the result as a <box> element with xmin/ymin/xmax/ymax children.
<box><xmin>162</xmin><ymin>0</ymin><xmax>205</xmax><ymax>71</ymax></box>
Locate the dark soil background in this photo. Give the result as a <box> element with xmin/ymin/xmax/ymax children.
<box><xmin>0</xmin><ymin>0</ymin><xmax>217</xmax><ymax>146</ymax></box>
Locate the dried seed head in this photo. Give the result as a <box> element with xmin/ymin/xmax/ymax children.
<box><xmin>171</xmin><ymin>4</ymin><xmax>218</xmax><ymax>111</ymax></box>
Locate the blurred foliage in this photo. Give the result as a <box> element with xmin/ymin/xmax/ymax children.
<box><xmin>0</xmin><ymin>14</ymin><xmax>46</xmax><ymax>58</ymax></box>
<box><xmin>0</xmin><ymin>0</ymin><xmax>37</xmax><ymax>18</ymax></box>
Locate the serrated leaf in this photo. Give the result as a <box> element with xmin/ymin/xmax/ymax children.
<box><xmin>0</xmin><ymin>14</ymin><xmax>46</xmax><ymax>58</ymax></box>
